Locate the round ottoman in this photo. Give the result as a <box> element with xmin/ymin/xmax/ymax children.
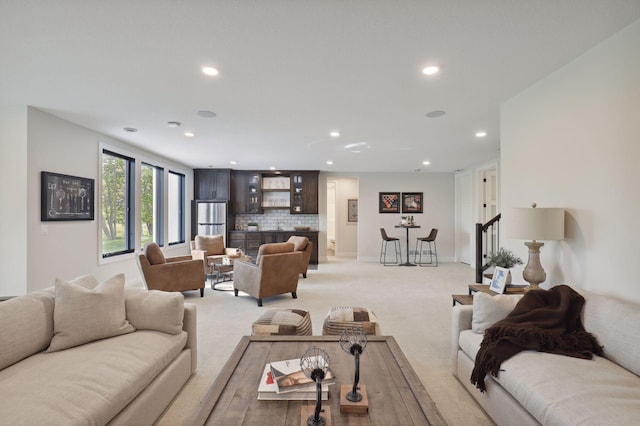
<box><xmin>322</xmin><ymin>306</ymin><xmax>381</xmax><ymax>336</ymax></box>
<box><xmin>252</xmin><ymin>309</ymin><xmax>313</xmax><ymax>336</ymax></box>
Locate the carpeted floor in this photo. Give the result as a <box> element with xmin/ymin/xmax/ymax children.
<box><xmin>156</xmin><ymin>258</ymin><xmax>493</xmax><ymax>425</ymax></box>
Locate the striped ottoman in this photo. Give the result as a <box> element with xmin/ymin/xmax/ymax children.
<box><xmin>322</xmin><ymin>306</ymin><xmax>381</xmax><ymax>336</ymax></box>
<box><xmin>251</xmin><ymin>309</ymin><xmax>313</xmax><ymax>336</ymax></box>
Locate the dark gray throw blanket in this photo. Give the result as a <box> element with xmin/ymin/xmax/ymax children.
<box><xmin>471</xmin><ymin>284</ymin><xmax>603</xmax><ymax>392</ymax></box>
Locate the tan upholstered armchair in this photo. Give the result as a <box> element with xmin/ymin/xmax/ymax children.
<box><xmin>287</xmin><ymin>235</ymin><xmax>313</xmax><ymax>278</ymax></box>
<box><xmin>136</xmin><ymin>242</ymin><xmax>205</xmax><ymax>297</ymax></box>
<box><xmin>233</xmin><ymin>242</ymin><xmax>303</xmax><ymax>307</ymax></box>
<box><xmin>190</xmin><ymin>234</ymin><xmax>240</xmax><ymax>275</ymax></box>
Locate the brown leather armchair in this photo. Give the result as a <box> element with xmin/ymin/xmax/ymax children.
<box><xmin>287</xmin><ymin>235</ymin><xmax>313</xmax><ymax>278</ymax></box>
<box><xmin>137</xmin><ymin>242</ymin><xmax>205</xmax><ymax>297</ymax></box>
<box><xmin>233</xmin><ymin>242</ymin><xmax>303</xmax><ymax>306</ymax></box>
<box><xmin>190</xmin><ymin>234</ymin><xmax>240</xmax><ymax>275</ymax></box>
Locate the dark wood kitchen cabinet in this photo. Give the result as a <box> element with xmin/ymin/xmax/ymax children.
<box><xmin>194</xmin><ymin>169</ymin><xmax>230</xmax><ymax>200</ymax></box>
<box><xmin>290</xmin><ymin>171</ymin><xmax>318</xmax><ymax>214</ymax></box>
<box><xmin>231</xmin><ymin>171</ymin><xmax>262</xmax><ymax>214</ymax></box>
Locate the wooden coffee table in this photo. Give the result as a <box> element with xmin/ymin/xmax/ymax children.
<box><xmin>189</xmin><ymin>335</ymin><xmax>446</xmax><ymax>425</ymax></box>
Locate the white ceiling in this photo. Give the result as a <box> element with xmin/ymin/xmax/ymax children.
<box><xmin>2</xmin><ymin>1</ymin><xmax>640</xmax><ymax>173</ymax></box>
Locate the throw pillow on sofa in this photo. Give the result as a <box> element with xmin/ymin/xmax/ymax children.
<box><xmin>47</xmin><ymin>273</ymin><xmax>135</xmax><ymax>352</ymax></box>
<box><xmin>125</xmin><ymin>289</ymin><xmax>184</xmax><ymax>335</ymax></box>
<box><xmin>472</xmin><ymin>292</ymin><xmax>523</xmax><ymax>334</ymax></box>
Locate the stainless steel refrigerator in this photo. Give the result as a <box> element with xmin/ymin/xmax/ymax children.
<box><xmin>193</xmin><ymin>201</ymin><xmax>227</xmax><ymax>244</ymax></box>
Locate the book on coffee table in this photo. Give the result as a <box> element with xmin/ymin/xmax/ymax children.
<box><xmin>257</xmin><ymin>363</ymin><xmax>328</xmax><ymax>400</ymax></box>
<box><xmin>269</xmin><ymin>357</ymin><xmax>335</xmax><ymax>394</ymax></box>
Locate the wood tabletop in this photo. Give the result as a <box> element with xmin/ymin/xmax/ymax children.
<box><xmin>189</xmin><ymin>335</ymin><xmax>446</xmax><ymax>426</ymax></box>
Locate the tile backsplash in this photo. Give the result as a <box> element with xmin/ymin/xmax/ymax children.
<box><xmin>235</xmin><ymin>210</ymin><xmax>318</xmax><ymax>231</ymax></box>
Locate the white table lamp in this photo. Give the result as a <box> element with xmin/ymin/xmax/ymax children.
<box><xmin>508</xmin><ymin>203</ymin><xmax>564</xmax><ymax>289</ymax></box>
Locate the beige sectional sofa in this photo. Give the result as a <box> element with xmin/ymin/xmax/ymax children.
<box><xmin>452</xmin><ymin>290</ymin><xmax>640</xmax><ymax>426</ymax></box>
<box><xmin>452</xmin><ymin>287</ymin><xmax>640</xmax><ymax>425</ymax></box>
<box><xmin>0</xmin><ymin>274</ymin><xmax>197</xmax><ymax>425</ymax></box>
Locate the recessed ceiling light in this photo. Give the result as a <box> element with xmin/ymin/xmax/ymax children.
<box><xmin>184</xmin><ymin>131</ymin><xmax>195</xmax><ymax>137</ymax></box>
<box><xmin>269</xmin><ymin>166</ymin><xmax>276</xmax><ymax>170</ymax></box>
<box><xmin>230</xmin><ymin>160</ymin><xmax>237</xmax><ymax>165</ymax></box>
<box><xmin>344</xmin><ymin>142</ymin><xmax>368</xmax><ymax>150</ymax></box>
<box><xmin>197</xmin><ymin>110</ymin><xmax>216</xmax><ymax>118</ymax></box>
<box><xmin>422</xmin><ymin>65</ymin><xmax>440</xmax><ymax>75</ymax></box>
<box><xmin>167</xmin><ymin>121</ymin><xmax>181</xmax><ymax>128</ymax></box>
<box><xmin>425</xmin><ymin>110</ymin><xmax>446</xmax><ymax>118</ymax></box>
<box><xmin>326</xmin><ymin>161</ymin><xmax>333</xmax><ymax>165</ymax></box>
<box><xmin>202</xmin><ymin>66</ymin><xmax>219</xmax><ymax>76</ymax></box>
<box><xmin>123</xmin><ymin>127</ymin><xmax>137</xmax><ymax>133</ymax></box>
<box><xmin>475</xmin><ymin>131</ymin><xmax>487</xmax><ymax>138</ymax></box>
<box><xmin>422</xmin><ymin>161</ymin><xmax>431</xmax><ymax>165</ymax></box>
<box><xmin>330</xmin><ymin>131</ymin><xmax>340</xmax><ymax>138</ymax></box>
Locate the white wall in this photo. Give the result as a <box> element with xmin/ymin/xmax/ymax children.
<box><xmin>358</xmin><ymin>172</ymin><xmax>454</xmax><ymax>262</ymax></box>
<box><xmin>0</xmin><ymin>106</ymin><xmax>28</xmax><ymax>296</ymax></box>
<box><xmin>21</xmin><ymin>108</ymin><xmax>193</xmax><ymax>294</ymax></box>
<box><xmin>500</xmin><ymin>20</ymin><xmax>640</xmax><ymax>302</ymax></box>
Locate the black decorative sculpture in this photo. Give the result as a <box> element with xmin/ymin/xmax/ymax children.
<box><xmin>300</xmin><ymin>347</ymin><xmax>331</xmax><ymax>426</ymax></box>
<box><xmin>340</xmin><ymin>327</ymin><xmax>369</xmax><ymax>413</ymax></box>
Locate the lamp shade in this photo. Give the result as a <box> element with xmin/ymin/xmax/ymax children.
<box><xmin>508</xmin><ymin>207</ymin><xmax>564</xmax><ymax>241</ymax></box>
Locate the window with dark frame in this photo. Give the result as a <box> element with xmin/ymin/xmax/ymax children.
<box><xmin>168</xmin><ymin>171</ymin><xmax>186</xmax><ymax>245</ymax></box>
<box><xmin>140</xmin><ymin>163</ymin><xmax>165</xmax><ymax>248</ymax></box>
<box><xmin>101</xmin><ymin>149</ymin><xmax>135</xmax><ymax>258</ymax></box>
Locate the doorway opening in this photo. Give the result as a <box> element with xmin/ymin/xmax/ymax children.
<box><xmin>326</xmin><ymin>177</ymin><xmax>358</xmax><ymax>258</ymax></box>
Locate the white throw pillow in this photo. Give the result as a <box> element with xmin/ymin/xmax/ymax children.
<box><xmin>125</xmin><ymin>289</ymin><xmax>184</xmax><ymax>335</ymax></box>
<box><xmin>47</xmin><ymin>274</ymin><xmax>135</xmax><ymax>352</ymax></box>
<box><xmin>472</xmin><ymin>292</ymin><xmax>523</xmax><ymax>334</ymax></box>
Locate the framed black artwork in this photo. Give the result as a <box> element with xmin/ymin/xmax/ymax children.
<box><xmin>379</xmin><ymin>192</ymin><xmax>400</xmax><ymax>213</ymax></box>
<box><xmin>41</xmin><ymin>171</ymin><xmax>95</xmax><ymax>221</ymax></box>
<box><xmin>402</xmin><ymin>192</ymin><xmax>423</xmax><ymax>213</ymax></box>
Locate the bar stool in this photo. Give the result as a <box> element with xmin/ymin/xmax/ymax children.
<box><xmin>379</xmin><ymin>228</ymin><xmax>401</xmax><ymax>266</ymax></box>
<box><xmin>414</xmin><ymin>228</ymin><xmax>438</xmax><ymax>266</ymax></box>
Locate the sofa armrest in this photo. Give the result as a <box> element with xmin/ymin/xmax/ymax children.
<box><xmin>233</xmin><ymin>259</ymin><xmax>261</xmax><ymax>297</ymax></box>
<box><xmin>451</xmin><ymin>305</ymin><xmax>473</xmax><ymax>376</ymax></box>
<box><xmin>167</xmin><ymin>255</ymin><xmax>193</xmax><ymax>263</ymax></box>
<box><xmin>183</xmin><ymin>303</ymin><xmax>197</xmax><ymax>373</ymax></box>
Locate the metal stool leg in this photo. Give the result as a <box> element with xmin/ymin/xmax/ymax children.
<box><xmin>381</xmin><ymin>239</ymin><xmax>400</xmax><ymax>266</ymax></box>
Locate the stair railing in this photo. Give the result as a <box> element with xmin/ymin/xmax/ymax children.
<box><xmin>475</xmin><ymin>213</ymin><xmax>501</xmax><ymax>283</ymax></box>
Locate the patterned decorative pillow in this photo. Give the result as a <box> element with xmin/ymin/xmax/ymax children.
<box><xmin>252</xmin><ymin>309</ymin><xmax>312</xmax><ymax>336</ymax></box>
<box><xmin>47</xmin><ymin>274</ymin><xmax>135</xmax><ymax>352</ymax></box>
<box><xmin>322</xmin><ymin>306</ymin><xmax>381</xmax><ymax>335</ymax></box>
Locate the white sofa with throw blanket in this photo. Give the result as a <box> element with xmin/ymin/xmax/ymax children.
<box><xmin>451</xmin><ymin>286</ymin><xmax>640</xmax><ymax>425</ymax></box>
<box><xmin>0</xmin><ymin>274</ymin><xmax>197</xmax><ymax>425</ymax></box>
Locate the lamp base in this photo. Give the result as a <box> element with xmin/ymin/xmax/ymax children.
<box><xmin>523</xmin><ymin>241</ymin><xmax>546</xmax><ymax>288</ymax></box>
<box><xmin>340</xmin><ymin>384</ymin><xmax>369</xmax><ymax>414</ymax></box>
<box><xmin>301</xmin><ymin>406</ymin><xmax>331</xmax><ymax>426</ymax></box>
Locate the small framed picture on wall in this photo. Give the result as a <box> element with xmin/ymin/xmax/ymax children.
<box><xmin>41</xmin><ymin>171</ymin><xmax>95</xmax><ymax>221</ymax></box>
<box><xmin>401</xmin><ymin>192</ymin><xmax>423</xmax><ymax>213</ymax></box>
<box><xmin>347</xmin><ymin>199</ymin><xmax>358</xmax><ymax>222</ymax></box>
<box><xmin>379</xmin><ymin>192</ymin><xmax>400</xmax><ymax>213</ymax></box>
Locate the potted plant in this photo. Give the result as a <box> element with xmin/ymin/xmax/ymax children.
<box><xmin>247</xmin><ymin>222</ymin><xmax>259</xmax><ymax>231</ymax></box>
<box><xmin>487</xmin><ymin>248</ymin><xmax>523</xmax><ymax>284</ymax></box>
